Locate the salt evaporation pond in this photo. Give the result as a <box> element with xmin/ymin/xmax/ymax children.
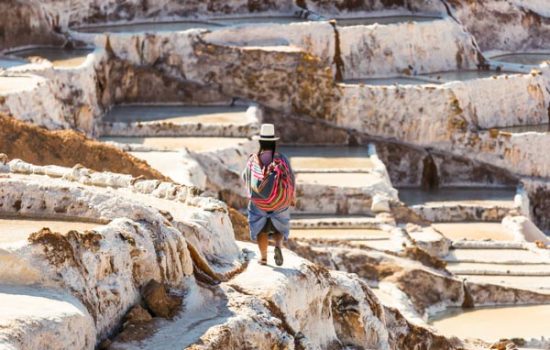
<box><xmin>278</xmin><ymin>146</ymin><xmax>373</xmax><ymax>170</ymax></box>
<box><xmin>344</xmin><ymin>77</ymin><xmax>438</xmax><ymax>86</ymax></box>
<box><xmin>432</xmin><ymin>222</ymin><xmax>514</xmax><ymax>241</ymax></box>
<box><xmin>419</xmin><ymin>70</ymin><xmax>517</xmax><ymax>82</ymax></box>
<box><xmin>490</xmin><ymin>52</ymin><xmax>550</xmax><ymax>66</ymax></box>
<box><xmin>398</xmin><ymin>187</ymin><xmax>516</xmax><ymax>207</ymax></box>
<box><xmin>9</xmin><ymin>47</ymin><xmax>93</xmax><ymax>68</ymax></box>
<box><xmin>100</xmin><ymin>136</ymin><xmax>247</xmax><ymax>152</ymax></box>
<box><xmin>0</xmin><ymin>57</ymin><xmax>27</xmax><ymax>69</ymax></box>
<box><xmin>429</xmin><ymin>305</ymin><xmax>550</xmax><ymax>342</ymax></box>
<box><xmin>103</xmin><ymin>105</ymin><xmax>249</xmax><ymax>124</ymax></box>
<box><xmin>0</xmin><ymin>218</ymin><xmax>102</xmax><ymax>244</ymax></box>
<box><xmin>334</xmin><ymin>15</ymin><xmax>440</xmax><ymax>27</ymax></box>
<box><xmin>74</xmin><ymin>20</ymin><xmax>223</xmax><ymax>33</ymax></box>
<box><xmin>497</xmin><ymin>123</ymin><xmax>550</xmax><ymax>134</ymax></box>
<box><xmin>209</xmin><ymin>16</ymin><xmax>308</xmax><ymax>25</ymax></box>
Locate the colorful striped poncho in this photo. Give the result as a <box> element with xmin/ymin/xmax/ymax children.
<box><xmin>242</xmin><ymin>152</ymin><xmax>295</xmax><ymax>213</ymax></box>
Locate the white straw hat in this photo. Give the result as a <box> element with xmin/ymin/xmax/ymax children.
<box><xmin>253</xmin><ymin>123</ymin><xmax>280</xmax><ymax>141</ymax></box>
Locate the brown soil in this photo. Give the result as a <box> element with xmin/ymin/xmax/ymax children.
<box><xmin>399</xmin><ymin>246</ymin><xmax>447</xmax><ymax>271</ymax></box>
<box><xmin>0</xmin><ymin>114</ymin><xmax>168</xmax><ymax>181</ymax></box>
<box><xmin>141</xmin><ymin>279</ymin><xmax>182</xmax><ymax>319</ymax></box>
<box><xmin>28</xmin><ymin>228</ymin><xmax>77</xmax><ymax>266</ymax></box>
<box><xmin>228</xmin><ymin>207</ymin><xmax>250</xmax><ymax>242</ymax></box>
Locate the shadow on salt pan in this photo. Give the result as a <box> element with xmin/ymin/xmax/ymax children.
<box><xmin>397</xmin><ymin>187</ymin><xmax>516</xmax><ymax>207</ymax></box>
<box><xmin>209</xmin><ymin>16</ymin><xmax>309</xmax><ymax>26</ymax></box>
<box><xmin>418</xmin><ymin>69</ymin><xmax>519</xmax><ymax>82</ymax></box>
<box><xmin>495</xmin><ymin>123</ymin><xmax>550</xmax><ymax>134</ymax></box>
<box><xmin>344</xmin><ymin>76</ymin><xmax>440</xmax><ymax>86</ymax></box>
<box><xmin>73</xmin><ymin>20</ymin><xmax>223</xmax><ymax>33</ymax></box>
<box><xmin>333</xmin><ymin>15</ymin><xmax>441</xmax><ymax>27</ymax></box>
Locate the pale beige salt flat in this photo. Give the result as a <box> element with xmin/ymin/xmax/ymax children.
<box><xmin>279</xmin><ymin>146</ymin><xmax>374</xmax><ymax>170</ymax></box>
<box><xmin>102</xmin><ymin>136</ymin><xmax>247</xmax><ymax>152</ymax></box>
<box><xmin>290</xmin><ymin>157</ymin><xmax>373</xmax><ymax>170</ymax></box>
<box><xmin>0</xmin><ymin>218</ymin><xmax>101</xmax><ymax>244</ymax></box>
<box><xmin>446</xmin><ymin>248</ymin><xmax>548</xmax><ymax>264</ymax></box>
<box><xmin>0</xmin><ymin>76</ymin><xmax>39</xmax><ymax>94</ymax></box>
<box><xmin>129</xmin><ymin>151</ymin><xmax>191</xmax><ymax>184</ymax></box>
<box><xmin>348</xmin><ymin>239</ymin><xmax>397</xmax><ymax>251</ymax></box>
<box><xmin>459</xmin><ymin>274</ymin><xmax>550</xmax><ymax>291</ymax></box>
<box><xmin>296</xmin><ymin>172</ymin><xmax>382</xmax><ymax>187</ymax></box>
<box><xmin>433</xmin><ymin>222</ymin><xmax>514</xmax><ymax>241</ymax></box>
<box><xmin>0</xmin><ymin>285</ymin><xmax>94</xmax><ymax>349</ymax></box>
<box><xmin>429</xmin><ymin>304</ymin><xmax>550</xmax><ymax>342</ymax></box>
<box><xmin>371</xmin><ymin>288</ymin><xmax>398</xmax><ymax>306</ymax></box>
<box><xmin>447</xmin><ymin>262</ymin><xmax>550</xmax><ymax>275</ymax></box>
<box><xmin>291</xmin><ymin>228</ymin><xmax>391</xmax><ymax>241</ymax></box>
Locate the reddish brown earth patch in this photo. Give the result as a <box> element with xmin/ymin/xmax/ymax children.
<box><xmin>0</xmin><ymin>114</ymin><xmax>168</xmax><ymax>181</ymax></box>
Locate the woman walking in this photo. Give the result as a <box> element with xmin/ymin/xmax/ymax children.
<box><xmin>242</xmin><ymin>124</ymin><xmax>296</xmax><ymax>266</ymax></box>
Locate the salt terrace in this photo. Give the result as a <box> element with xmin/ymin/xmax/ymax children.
<box><xmin>0</xmin><ymin>0</ymin><xmax>549</xmax><ymax>349</ymax></box>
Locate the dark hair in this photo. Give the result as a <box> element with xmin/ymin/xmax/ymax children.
<box><xmin>259</xmin><ymin>140</ymin><xmax>276</xmax><ymax>153</ymax></box>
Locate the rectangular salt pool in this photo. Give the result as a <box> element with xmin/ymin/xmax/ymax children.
<box><xmin>490</xmin><ymin>52</ymin><xmax>550</xmax><ymax>66</ymax></box>
<box><xmin>9</xmin><ymin>47</ymin><xmax>93</xmax><ymax>68</ymax></box>
<box><xmin>74</xmin><ymin>21</ymin><xmax>223</xmax><ymax>33</ymax></box>
<box><xmin>429</xmin><ymin>304</ymin><xmax>550</xmax><ymax>342</ymax></box>
<box><xmin>334</xmin><ymin>15</ymin><xmax>440</xmax><ymax>27</ymax></box>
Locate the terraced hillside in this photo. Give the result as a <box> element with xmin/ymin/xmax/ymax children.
<box><xmin>0</xmin><ymin>0</ymin><xmax>549</xmax><ymax>349</ymax></box>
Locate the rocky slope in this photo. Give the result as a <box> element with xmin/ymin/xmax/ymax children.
<box><xmin>0</xmin><ymin>158</ymin><xmax>477</xmax><ymax>350</ymax></box>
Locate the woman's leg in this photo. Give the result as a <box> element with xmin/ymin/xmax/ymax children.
<box><xmin>273</xmin><ymin>232</ymin><xmax>284</xmax><ymax>266</ymax></box>
<box><xmin>257</xmin><ymin>232</ymin><xmax>269</xmax><ymax>263</ymax></box>
<box><xmin>273</xmin><ymin>232</ymin><xmax>284</xmax><ymax>248</ymax></box>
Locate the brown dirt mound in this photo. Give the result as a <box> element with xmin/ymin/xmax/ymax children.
<box><xmin>0</xmin><ymin>114</ymin><xmax>168</xmax><ymax>181</ymax></box>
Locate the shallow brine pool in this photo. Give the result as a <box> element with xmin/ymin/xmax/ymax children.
<box><xmin>429</xmin><ymin>305</ymin><xmax>550</xmax><ymax>342</ymax></box>
<box><xmin>74</xmin><ymin>20</ymin><xmax>222</xmax><ymax>33</ymax></box>
<box><xmin>334</xmin><ymin>15</ymin><xmax>440</xmax><ymax>27</ymax></box>
<box><xmin>9</xmin><ymin>47</ymin><xmax>93</xmax><ymax>68</ymax></box>
<box><xmin>490</xmin><ymin>52</ymin><xmax>550</xmax><ymax>66</ymax></box>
